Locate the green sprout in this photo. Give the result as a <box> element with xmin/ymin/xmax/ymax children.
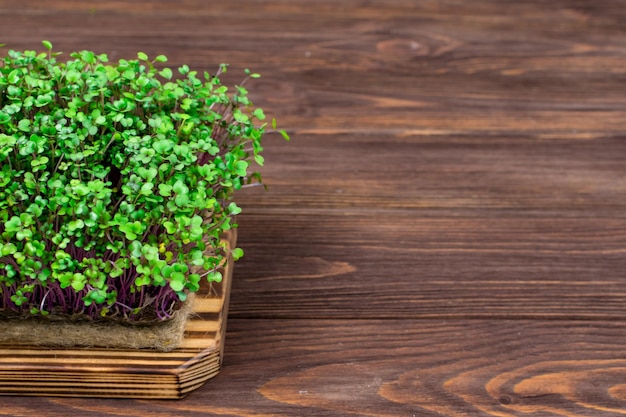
<box><xmin>0</xmin><ymin>41</ymin><xmax>289</xmax><ymax>321</ymax></box>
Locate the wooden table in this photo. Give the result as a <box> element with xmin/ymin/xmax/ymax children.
<box><xmin>1</xmin><ymin>1</ymin><xmax>625</xmax><ymax>415</ymax></box>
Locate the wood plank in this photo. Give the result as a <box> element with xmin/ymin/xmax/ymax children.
<box><xmin>1</xmin><ymin>1</ymin><xmax>625</xmax><ymax>135</ymax></box>
<box><xmin>223</xmin><ymin>131</ymin><xmax>626</xmax><ymax>320</ymax></box>
<box><xmin>227</xmin><ymin>211</ymin><xmax>626</xmax><ymax>320</ymax></box>
<box><xmin>237</xmin><ymin>134</ymin><xmax>626</xmax><ymax>213</ymax></box>
<box><xmin>1</xmin><ymin>319</ymin><xmax>626</xmax><ymax>416</ymax></box>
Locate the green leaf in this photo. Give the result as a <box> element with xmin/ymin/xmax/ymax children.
<box><xmin>26</xmin><ymin>203</ymin><xmax>43</xmax><ymax>217</ymax></box>
<box><xmin>153</xmin><ymin>139</ymin><xmax>173</xmax><ymax>154</ymax></box>
<box><xmin>129</xmin><ymin>241</ymin><xmax>142</xmax><ymax>258</ymax></box>
<box><xmin>140</xmin><ymin>182</ymin><xmax>154</xmax><ymax>196</ymax></box>
<box><xmin>137</xmin><ymin>51</ymin><xmax>148</xmax><ymax>61</ymax></box>
<box><xmin>70</xmin><ymin>273</ymin><xmax>86</xmax><ymax>291</ymax></box>
<box><xmin>120</xmin><ymin>222</ymin><xmax>143</xmax><ymax>240</ymax></box>
<box><xmin>232</xmin><ymin>247</ymin><xmax>244</xmax><ymax>261</ymax></box>
<box><xmin>235</xmin><ymin>160</ymin><xmax>248</xmax><ymax>177</ymax></box>
<box><xmin>5</xmin><ymin>216</ymin><xmax>21</xmax><ymax>232</ymax></box>
<box><xmin>205</xmin><ymin>270</ymin><xmax>222</xmax><ymax>283</ymax></box>
<box><xmin>16</xmin><ymin>229</ymin><xmax>33</xmax><ymax>241</ymax></box>
<box><xmin>67</xmin><ymin>219</ymin><xmax>85</xmax><ymax>232</ymax></box>
<box><xmin>186</xmin><ymin>274</ymin><xmax>201</xmax><ymax>292</ymax></box>
<box><xmin>159</xmin><ymin>68</ymin><xmax>173</xmax><ymax>80</ymax></box>
<box><xmin>80</xmin><ymin>50</ymin><xmax>96</xmax><ymax>64</ymax></box>
<box><xmin>163</xmin><ymin>221</ymin><xmax>176</xmax><ymax>234</ymax></box>
<box><xmin>135</xmin><ymin>275</ymin><xmax>151</xmax><ymax>287</ymax></box>
<box><xmin>42</xmin><ymin>40</ymin><xmax>53</xmax><ymax>51</ymax></box>
<box><xmin>228</xmin><ymin>202</ymin><xmax>242</xmax><ymax>215</ymax></box>
<box><xmin>161</xmin><ymin>265</ymin><xmax>173</xmax><ymax>278</ymax></box>
<box><xmin>175</xmin><ymin>194</ymin><xmax>189</xmax><ymax>207</ymax></box>
<box><xmin>233</xmin><ymin>110</ymin><xmax>249</xmax><ymax>123</ymax></box>
<box><xmin>154</xmin><ymin>54</ymin><xmax>168</xmax><ymax>63</ymax></box>
<box><xmin>280</xmin><ymin>129</ymin><xmax>291</xmax><ymax>141</ymax></box>
<box><xmin>172</xmin><ymin>179</ymin><xmax>188</xmax><ymax>195</ymax></box>
<box><xmin>85</xmin><ymin>289</ymin><xmax>107</xmax><ymax>305</ymax></box>
<box><xmin>190</xmin><ymin>215</ymin><xmax>203</xmax><ymax>227</ymax></box>
<box><xmin>66</xmin><ymin>69</ymin><xmax>81</xmax><ymax>83</ymax></box>
<box><xmin>158</xmin><ymin>183</ymin><xmax>173</xmax><ymax>197</ymax></box>
<box><xmin>169</xmin><ymin>272</ymin><xmax>185</xmax><ymax>292</ymax></box>
<box><xmin>244</xmin><ymin>69</ymin><xmax>261</xmax><ymax>79</ymax></box>
<box><xmin>18</xmin><ymin>119</ymin><xmax>31</xmax><ymax>132</ymax></box>
<box><xmin>1</xmin><ymin>243</ymin><xmax>17</xmax><ymax>256</ymax></box>
<box><xmin>11</xmin><ymin>294</ymin><xmax>26</xmax><ymax>306</ymax></box>
<box><xmin>31</xmin><ymin>156</ymin><xmax>49</xmax><ymax>167</ymax></box>
<box><xmin>253</xmin><ymin>108</ymin><xmax>266</xmax><ymax>120</ymax></box>
<box><xmin>191</xmin><ymin>255</ymin><xmax>205</xmax><ymax>266</ymax></box>
<box><xmin>7</xmin><ymin>69</ymin><xmax>19</xmax><ymax>84</ymax></box>
<box><xmin>38</xmin><ymin>269</ymin><xmax>51</xmax><ymax>282</ymax></box>
<box><xmin>137</xmin><ymin>167</ymin><xmax>157</xmax><ymax>181</ymax></box>
<box><xmin>35</xmin><ymin>95</ymin><xmax>52</xmax><ymax>107</ymax></box>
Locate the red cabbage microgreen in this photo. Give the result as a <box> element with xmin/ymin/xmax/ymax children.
<box><xmin>0</xmin><ymin>41</ymin><xmax>289</xmax><ymax>322</ymax></box>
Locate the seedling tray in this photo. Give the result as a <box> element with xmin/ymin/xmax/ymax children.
<box><xmin>0</xmin><ymin>231</ymin><xmax>236</xmax><ymax>399</ymax></box>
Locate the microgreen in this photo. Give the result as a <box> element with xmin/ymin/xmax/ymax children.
<box><xmin>0</xmin><ymin>42</ymin><xmax>288</xmax><ymax>322</ymax></box>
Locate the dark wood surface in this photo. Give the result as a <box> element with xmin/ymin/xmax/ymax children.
<box><xmin>1</xmin><ymin>0</ymin><xmax>625</xmax><ymax>415</ymax></box>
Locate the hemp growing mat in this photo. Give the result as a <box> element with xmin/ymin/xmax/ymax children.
<box><xmin>0</xmin><ymin>230</ymin><xmax>235</xmax><ymax>399</ymax></box>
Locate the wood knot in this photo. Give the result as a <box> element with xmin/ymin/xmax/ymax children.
<box><xmin>377</xmin><ymin>39</ymin><xmax>426</xmax><ymax>57</ymax></box>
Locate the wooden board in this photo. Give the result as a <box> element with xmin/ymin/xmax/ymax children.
<box><xmin>0</xmin><ymin>0</ymin><xmax>625</xmax><ymax>414</ymax></box>
<box><xmin>0</xmin><ymin>231</ymin><xmax>236</xmax><ymax>399</ymax></box>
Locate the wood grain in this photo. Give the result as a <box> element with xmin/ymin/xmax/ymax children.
<box><xmin>3</xmin><ymin>319</ymin><xmax>626</xmax><ymax>416</ymax></box>
<box><xmin>1</xmin><ymin>0</ymin><xmax>626</xmax><ymax>136</ymax></box>
<box><xmin>231</xmin><ymin>135</ymin><xmax>626</xmax><ymax>320</ymax></box>
<box><xmin>230</xmin><ymin>212</ymin><xmax>626</xmax><ymax>320</ymax></box>
<box><xmin>0</xmin><ymin>0</ymin><xmax>624</xmax><ymax>414</ymax></box>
